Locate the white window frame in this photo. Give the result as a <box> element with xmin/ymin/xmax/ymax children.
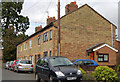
<box><xmin>50</xmin><ymin>30</ymin><xmax>52</xmax><ymax>40</ymax></box>
<box><xmin>24</xmin><ymin>43</ymin><xmax>26</xmax><ymax>50</ymax></box>
<box><xmin>29</xmin><ymin>40</ymin><xmax>32</xmax><ymax>48</ymax></box>
<box><xmin>38</xmin><ymin>35</ymin><xmax>41</xmax><ymax>45</ymax></box>
<box><xmin>21</xmin><ymin>45</ymin><xmax>22</xmax><ymax>51</ymax></box>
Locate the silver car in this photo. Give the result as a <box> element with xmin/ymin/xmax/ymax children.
<box><xmin>5</xmin><ymin>61</ymin><xmax>9</xmax><ymax>69</ymax></box>
<box><xmin>14</xmin><ymin>60</ymin><xmax>33</xmax><ymax>73</ymax></box>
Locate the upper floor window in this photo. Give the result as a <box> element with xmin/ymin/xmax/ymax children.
<box><xmin>21</xmin><ymin>45</ymin><xmax>22</xmax><ymax>51</ymax></box>
<box><xmin>98</xmin><ymin>53</ymin><xmax>109</xmax><ymax>62</ymax></box>
<box><xmin>50</xmin><ymin>30</ymin><xmax>52</xmax><ymax>40</ymax></box>
<box><xmin>29</xmin><ymin>40</ymin><xmax>32</xmax><ymax>48</ymax></box>
<box><xmin>43</xmin><ymin>32</ymin><xmax>48</xmax><ymax>42</ymax></box>
<box><xmin>24</xmin><ymin>43</ymin><xmax>26</xmax><ymax>50</ymax></box>
<box><xmin>38</xmin><ymin>35</ymin><xmax>41</xmax><ymax>45</ymax></box>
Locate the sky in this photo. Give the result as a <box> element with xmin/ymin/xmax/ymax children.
<box><xmin>20</xmin><ymin>0</ymin><xmax>120</xmax><ymax>37</ymax></box>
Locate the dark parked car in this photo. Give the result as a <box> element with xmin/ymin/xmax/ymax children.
<box><xmin>35</xmin><ymin>56</ymin><xmax>82</xmax><ymax>82</ymax></box>
<box><xmin>73</xmin><ymin>59</ymin><xmax>98</xmax><ymax>66</ymax></box>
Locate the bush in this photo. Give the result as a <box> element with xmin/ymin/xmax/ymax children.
<box><xmin>78</xmin><ymin>67</ymin><xmax>86</xmax><ymax>74</ymax></box>
<box><xmin>94</xmin><ymin>66</ymin><xmax>118</xmax><ymax>81</ymax></box>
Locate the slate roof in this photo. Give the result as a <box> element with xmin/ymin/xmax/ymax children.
<box><xmin>86</xmin><ymin>43</ymin><xmax>104</xmax><ymax>52</ymax></box>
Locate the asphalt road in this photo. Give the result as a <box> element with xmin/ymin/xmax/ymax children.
<box><xmin>2</xmin><ymin>68</ymin><xmax>35</xmax><ymax>81</ymax></box>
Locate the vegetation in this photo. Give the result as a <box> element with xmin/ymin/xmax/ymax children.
<box><xmin>94</xmin><ymin>66</ymin><xmax>118</xmax><ymax>81</ymax></box>
<box><xmin>78</xmin><ymin>67</ymin><xmax>86</xmax><ymax>75</ymax></box>
<box><xmin>2</xmin><ymin>1</ymin><xmax>29</xmax><ymax>33</ymax></box>
<box><xmin>1</xmin><ymin>1</ymin><xmax>29</xmax><ymax>61</ymax></box>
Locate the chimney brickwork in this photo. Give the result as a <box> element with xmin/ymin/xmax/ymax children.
<box><xmin>47</xmin><ymin>16</ymin><xmax>56</xmax><ymax>25</ymax></box>
<box><xmin>65</xmin><ymin>1</ymin><xmax>78</xmax><ymax>14</ymax></box>
<box><xmin>35</xmin><ymin>25</ymin><xmax>42</xmax><ymax>32</ymax></box>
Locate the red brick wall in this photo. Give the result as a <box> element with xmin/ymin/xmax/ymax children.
<box><xmin>54</xmin><ymin>5</ymin><xmax>116</xmax><ymax>61</ymax></box>
<box><xmin>114</xmin><ymin>41</ymin><xmax>120</xmax><ymax>64</ymax></box>
<box><xmin>94</xmin><ymin>46</ymin><xmax>117</xmax><ymax>66</ymax></box>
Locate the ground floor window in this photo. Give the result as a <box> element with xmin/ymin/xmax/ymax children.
<box><xmin>38</xmin><ymin>54</ymin><xmax>40</xmax><ymax>59</ymax></box>
<box><xmin>50</xmin><ymin>51</ymin><xmax>52</xmax><ymax>56</ymax></box>
<box><xmin>98</xmin><ymin>53</ymin><xmax>109</xmax><ymax>62</ymax></box>
<box><xmin>43</xmin><ymin>51</ymin><xmax>48</xmax><ymax>57</ymax></box>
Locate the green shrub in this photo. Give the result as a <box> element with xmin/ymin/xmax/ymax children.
<box><xmin>94</xmin><ymin>66</ymin><xmax>118</xmax><ymax>81</ymax></box>
<box><xmin>78</xmin><ymin>67</ymin><xmax>86</xmax><ymax>74</ymax></box>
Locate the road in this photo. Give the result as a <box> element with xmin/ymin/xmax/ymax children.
<box><xmin>2</xmin><ymin>68</ymin><xmax>35</xmax><ymax>80</ymax></box>
<box><xmin>2</xmin><ymin>68</ymin><xmax>36</xmax><ymax>82</ymax></box>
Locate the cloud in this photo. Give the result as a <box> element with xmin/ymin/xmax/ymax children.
<box><xmin>21</xmin><ymin>0</ymin><xmax>119</xmax><ymax>36</ymax></box>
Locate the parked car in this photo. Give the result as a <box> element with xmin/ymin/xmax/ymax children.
<box><xmin>14</xmin><ymin>60</ymin><xmax>33</xmax><ymax>73</ymax></box>
<box><xmin>11</xmin><ymin>60</ymin><xmax>18</xmax><ymax>71</ymax></box>
<box><xmin>5</xmin><ymin>61</ymin><xmax>10</xmax><ymax>69</ymax></box>
<box><xmin>73</xmin><ymin>59</ymin><xmax>98</xmax><ymax>66</ymax></box>
<box><xmin>35</xmin><ymin>56</ymin><xmax>82</xmax><ymax>82</ymax></box>
<box><xmin>8</xmin><ymin>61</ymin><xmax>14</xmax><ymax>70</ymax></box>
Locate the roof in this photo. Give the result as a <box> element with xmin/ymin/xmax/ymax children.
<box><xmin>86</xmin><ymin>43</ymin><xmax>104</xmax><ymax>52</ymax></box>
<box><xmin>87</xmin><ymin>43</ymin><xmax>118</xmax><ymax>52</ymax></box>
<box><xmin>55</xmin><ymin>4</ymin><xmax>116</xmax><ymax>28</ymax></box>
<box><xmin>93</xmin><ymin>44</ymin><xmax>118</xmax><ymax>52</ymax></box>
<box><xmin>17</xmin><ymin>4</ymin><xmax>117</xmax><ymax>46</ymax></box>
<box><xmin>17</xmin><ymin>22</ymin><xmax>54</xmax><ymax>46</ymax></box>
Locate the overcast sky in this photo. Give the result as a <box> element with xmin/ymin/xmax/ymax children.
<box><xmin>20</xmin><ymin>0</ymin><xmax>120</xmax><ymax>36</ymax></box>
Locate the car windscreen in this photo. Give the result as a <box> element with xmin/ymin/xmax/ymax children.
<box><xmin>49</xmin><ymin>57</ymin><xmax>73</xmax><ymax>67</ymax></box>
<box><xmin>20</xmin><ymin>60</ymin><xmax>32</xmax><ymax>64</ymax></box>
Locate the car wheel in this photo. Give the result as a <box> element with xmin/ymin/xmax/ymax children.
<box><xmin>31</xmin><ymin>71</ymin><xmax>33</xmax><ymax>73</ymax></box>
<box><xmin>13</xmin><ymin>68</ymin><xmax>15</xmax><ymax>72</ymax></box>
<box><xmin>49</xmin><ymin>75</ymin><xmax>54</xmax><ymax>82</ymax></box>
<box><xmin>17</xmin><ymin>68</ymin><xmax>19</xmax><ymax>73</ymax></box>
<box><xmin>36</xmin><ymin>73</ymin><xmax>40</xmax><ymax>82</ymax></box>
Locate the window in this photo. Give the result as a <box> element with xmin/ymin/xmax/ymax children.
<box><xmin>21</xmin><ymin>45</ymin><xmax>22</xmax><ymax>51</ymax></box>
<box><xmin>38</xmin><ymin>35</ymin><xmax>41</xmax><ymax>45</ymax></box>
<box><xmin>50</xmin><ymin>30</ymin><xmax>52</xmax><ymax>40</ymax></box>
<box><xmin>43</xmin><ymin>51</ymin><xmax>48</xmax><ymax>57</ymax></box>
<box><xmin>50</xmin><ymin>51</ymin><xmax>52</xmax><ymax>56</ymax></box>
<box><xmin>29</xmin><ymin>40</ymin><xmax>32</xmax><ymax>48</ymax></box>
<box><xmin>43</xmin><ymin>32</ymin><xmax>48</xmax><ymax>42</ymax></box>
<box><xmin>24</xmin><ymin>43</ymin><xmax>26</xmax><ymax>50</ymax></box>
<box><xmin>37</xmin><ymin>59</ymin><xmax>44</xmax><ymax>66</ymax></box>
<box><xmin>98</xmin><ymin>54</ymin><xmax>109</xmax><ymax>62</ymax></box>
<box><xmin>38</xmin><ymin>54</ymin><xmax>40</xmax><ymax>59</ymax></box>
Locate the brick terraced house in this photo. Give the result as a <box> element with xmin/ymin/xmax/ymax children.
<box><xmin>17</xmin><ymin>2</ymin><xmax>120</xmax><ymax>66</ymax></box>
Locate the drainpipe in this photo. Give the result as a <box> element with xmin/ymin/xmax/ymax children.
<box><xmin>111</xmin><ymin>24</ymin><xmax>113</xmax><ymax>47</ymax></box>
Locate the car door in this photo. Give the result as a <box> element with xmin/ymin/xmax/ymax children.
<box><xmin>36</xmin><ymin>58</ymin><xmax>44</xmax><ymax>79</ymax></box>
<box><xmin>14</xmin><ymin>61</ymin><xmax>18</xmax><ymax>71</ymax></box>
<box><xmin>42</xmin><ymin>58</ymin><xmax>50</xmax><ymax>81</ymax></box>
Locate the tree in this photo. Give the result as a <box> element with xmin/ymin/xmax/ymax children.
<box><xmin>1</xmin><ymin>1</ymin><xmax>30</xmax><ymax>61</ymax></box>
<box><xmin>2</xmin><ymin>25</ymin><xmax>28</xmax><ymax>61</ymax></box>
<box><xmin>2</xmin><ymin>1</ymin><xmax>29</xmax><ymax>34</ymax></box>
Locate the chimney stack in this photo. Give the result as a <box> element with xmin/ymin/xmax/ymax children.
<box><xmin>35</xmin><ymin>25</ymin><xmax>42</xmax><ymax>32</ymax></box>
<box><xmin>47</xmin><ymin>16</ymin><xmax>56</xmax><ymax>25</ymax></box>
<box><xmin>65</xmin><ymin>1</ymin><xmax>78</xmax><ymax>14</ymax></box>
